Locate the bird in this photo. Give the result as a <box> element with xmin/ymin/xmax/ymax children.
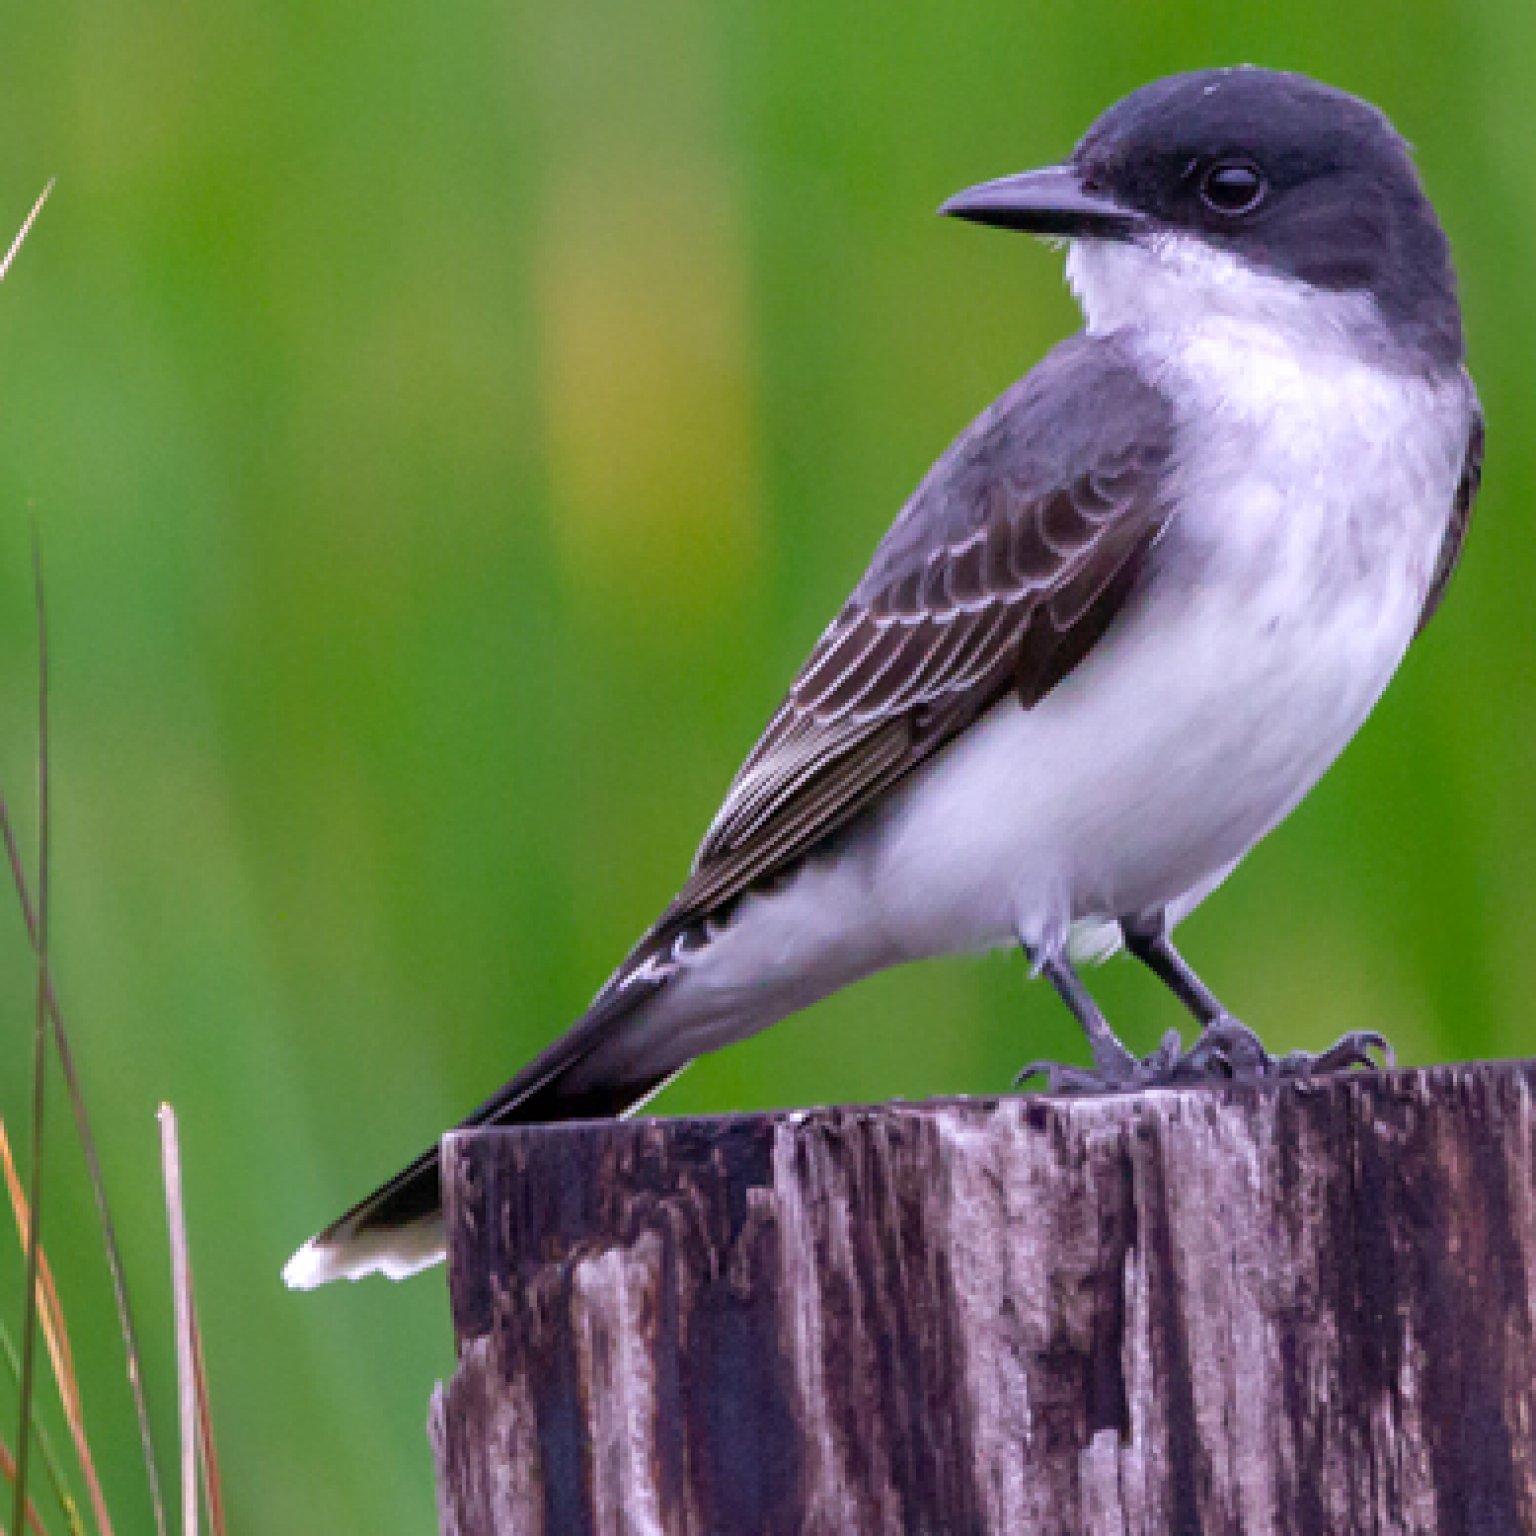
<box><xmin>284</xmin><ymin>66</ymin><xmax>1483</xmax><ymax>1289</ymax></box>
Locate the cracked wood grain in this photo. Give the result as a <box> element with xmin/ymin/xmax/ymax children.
<box><xmin>430</xmin><ymin>1061</ymin><xmax>1536</xmax><ymax>1535</ymax></box>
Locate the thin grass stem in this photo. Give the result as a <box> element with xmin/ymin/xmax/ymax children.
<box><xmin>0</xmin><ymin>1315</ymin><xmax>85</xmax><ymax>1535</ymax></box>
<box><xmin>0</xmin><ymin>181</ymin><xmax>164</xmax><ymax>1536</ymax></box>
<box><xmin>0</xmin><ymin>1431</ymin><xmax>52</xmax><ymax>1536</ymax></box>
<box><xmin>0</xmin><ymin>803</ymin><xmax>163</xmax><ymax>1536</ymax></box>
<box><xmin>187</xmin><ymin>1299</ymin><xmax>222</xmax><ymax>1536</ymax></box>
<box><xmin>0</xmin><ymin>1123</ymin><xmax>109</xmax><ymax>1536</ymax></box>
<box><xmin>156</xmin><ymin>1107</ymin><xmax>196</xmax><ymax>1536</ymax></box>
<box><xmin>13</xmin><ymin>528</ymin><xmax>53</xmax><ymax>1536</ymax></box>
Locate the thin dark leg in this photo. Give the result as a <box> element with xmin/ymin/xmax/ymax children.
<box><xmin>1037</xmin><ymin>953</ymin><xmax>1138</xmax><ymax>1080</ymax></box>
<box><xmin>1016</xmin><ymin>917</ymin><xmax>1394</xmax><ymax>1095</ymax></box>
<box><xmin>1121</xmin><ymin>909</ymin><xmax>1394</xmax><ymax>1082</ymax></box>
<box><xmin>1122</xmin><ymin>913</ymin><xmax>1229</xmax><ymax>1028</ymax></box>
<box><xmin>1015</xmin><ymin>944</ymin><xmax>1183</xmax><ymax>1093</ymax></box>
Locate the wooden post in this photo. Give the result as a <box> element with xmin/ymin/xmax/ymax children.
<box><xmin>429</xmin><ymin>1061</ymin><xmax>1536</xmax><ymax>1534</ymax></box>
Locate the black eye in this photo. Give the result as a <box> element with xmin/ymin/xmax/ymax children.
<box><xmin>1199</xmin><ymin>160</ymin><xmax>1266</xmax><ymax>217</ymax></box>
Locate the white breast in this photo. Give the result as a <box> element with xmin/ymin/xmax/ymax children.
<box><xmin>863</xmin><ymin>252</ymin><xmax>1473</xmax><ymax>966</ymax></box>
<box><xmin>621</xmin><ymin>245</ymin><xmax>1475</xmax><ymax>1063</ymax></box>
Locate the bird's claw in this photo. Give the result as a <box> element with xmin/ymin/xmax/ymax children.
<box><xmin>1015</xmin><ymin>1028</ymin><xmax>1184</xmax><ymax>1093</ymax></box>
<box><xmin>1016</xmin><ymin>1019</ymin><xmax>1394</xmax><ymax>1095</ymax></box>
<box><xmin>1274</xmin><ymin>1028</ymin><xmax>1394</xmax><ymax>1078</ymax></box>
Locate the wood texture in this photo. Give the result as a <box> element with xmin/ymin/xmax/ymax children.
<box><xmin>430</xmin><ymin>1061</ymin><xmax>1536</xmax><ymax>1535</ymax></box>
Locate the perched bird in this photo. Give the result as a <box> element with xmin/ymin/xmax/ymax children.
<box><xmin>285</xmin><ymin>66</ymin><xmax>1482</xmax><ymax>1288</ymax></box>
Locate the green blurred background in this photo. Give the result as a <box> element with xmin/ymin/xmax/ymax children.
<box><xmin>0</xmin><ymin>1</ymin><xmax>1530</xmax><ymax>1530</ymax></box>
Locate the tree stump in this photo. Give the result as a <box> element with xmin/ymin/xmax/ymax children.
<box><xmin>429</xmin><ymin>1061</ymin><xmax>1536</xmax><ymax>1534</ymax></box>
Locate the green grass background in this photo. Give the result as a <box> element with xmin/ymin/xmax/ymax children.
<box><xmin>0</xmin><ymin>1</ymin><xmax>1531</xmax><ymax>1530</ymax></box>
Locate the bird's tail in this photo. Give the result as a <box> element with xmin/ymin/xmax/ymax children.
<box><xmin>282</xmin><ymin>968</ymin><xmax>676</xmax><ymax>1289</ymax></box>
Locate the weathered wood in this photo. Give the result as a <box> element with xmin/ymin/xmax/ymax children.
<box><xmin>429</xmin><ymin>1061</ymin><xmax>1536</xmax><ymax>1535</ymax></box>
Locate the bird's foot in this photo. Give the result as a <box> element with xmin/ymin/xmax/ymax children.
<box><xmin>1181</xmin><ymin>1018</ymin><xmax>1394</xmax><ymax>1083</ymax></box>
<box><xmin>1014</xmin><ymin>1027</ymin><xmax>1185</xmax><ymax>1094</ymax></box>
<box><xmin>1016</xmin><ymin>1018</ymin><xmax>1394</xmax><ymax>1095</ymax></box>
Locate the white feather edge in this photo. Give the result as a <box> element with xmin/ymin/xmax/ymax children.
<box><xmin>282</xmin><ymin>1217</ymin><xmax>446</xmax><ymax>1290</ymax></box>
<box><xmin>284</xmin><ymin>1069</ymin><xmax>688</xmax><ymax>1289</ymax></box>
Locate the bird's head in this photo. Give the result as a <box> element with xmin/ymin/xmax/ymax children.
<box><xmin>942</xmin><ymin>67</ymin><xmax>1462</xmax><ymax>368</ymax></box>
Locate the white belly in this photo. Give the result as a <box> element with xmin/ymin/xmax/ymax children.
<box><xmin>865</xmin><ymin>550</ymin><xmax>1419</xmax><ymax>960</ymax></box>
<box><xmin>865</xmin><ymin>324</ymin><xmax>1473</xmax><ymax>964</ymax></box>
<box><xmin>600</xmin><ymin>321</ymin><xmax>1473</xmax><ymax>1080</ymax></box>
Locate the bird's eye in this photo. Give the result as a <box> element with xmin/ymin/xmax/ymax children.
<box><xmin>1199</xmin><ymin>160</ymin><xmax>1266</xmax><ymax>217</ymax></box>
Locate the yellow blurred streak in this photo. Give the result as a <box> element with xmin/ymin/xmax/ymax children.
<box><xmin>535</xmin><ymin>156</ymin><xmax>762</xmax><ymax>627</ymax></box>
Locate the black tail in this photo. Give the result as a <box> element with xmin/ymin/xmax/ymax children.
<box><xmin>284</xmin><ymin>970</ymin><xmax>674</xmax><ymax>1288</ymax></box>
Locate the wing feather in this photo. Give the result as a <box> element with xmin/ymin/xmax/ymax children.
<box><xmin>668</xmin><ymin>336</ymin><xmax>1177</xmax><ymax>928</ymax></box>
<box><xmin>1415</xmin><ymin>404</ymin><xmax>1484</xmax><ymax>637</ymax></box>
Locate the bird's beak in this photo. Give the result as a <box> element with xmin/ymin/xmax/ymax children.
<box><xmin>939</xmin><ymin>164</ymin><xmax>1143</xmax><ymax>240</ymax></box>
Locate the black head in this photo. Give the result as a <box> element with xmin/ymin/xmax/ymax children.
<box><xmin>943</xmin><ymin>68</ymin><xmax>1463</xmax><ymax>367</ymax></box>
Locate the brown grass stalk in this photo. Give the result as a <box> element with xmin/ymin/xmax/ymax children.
<box><xmin>187</xmin><ymin>1301</ymin><xmax>223</xmax><ymax>1536</ymax></box>
<box><xmin>0</xmin><ymin>797</ymin><xmax>163</xmax><ymax>1535</ymax></box>
<box><xmin>13</xmin><ymin>524</ymin><xmax>54</xmax><ymax>1536</ymax></box>
<box><xmin>0</xmin><ymin>182</ymin><xmax>163</xmax><ymax>1536</ymax></box>
<box><xmin>0</xmin><ymin>1434</ymin><xmax>51</xmax><ymax>1536</ymax></box>
<box><xmin>0</xmin><ymin>1123</ymin><xmax>111</xmax><ymax>1536</ymax></box>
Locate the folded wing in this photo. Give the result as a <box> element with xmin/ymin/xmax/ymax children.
<box><xmin>670</xmin><ymin>335</ymin><xmax>1178</xmax><ymax>926</ymax></box>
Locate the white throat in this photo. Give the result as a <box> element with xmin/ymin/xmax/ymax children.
<box><xmin>1064</xmin><ymin>234</ymin><xmax>1389</xmax><ymax>360</ymax></box>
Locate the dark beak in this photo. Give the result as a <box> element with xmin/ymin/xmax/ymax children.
<box><xmin>939</xmin><ymin>164</ymin><xmax>1143</xmax><ymax>240</ymax></box>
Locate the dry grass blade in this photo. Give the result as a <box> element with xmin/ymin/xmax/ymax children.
<box><xmin>187</xmin><ymin>1303</ymin><xmax>223</xmax><ymax>1536</ymax></box>
<box><xmin>0</xmin><ymin>1121</ymin><xmax>74</xmax><ymax>1392</ymax></box>
<box><xmin>156</xmin><ymin>1107</ymin><xmax>196</xmax><ymax>1536</ymax></box>
<box><xmin>0</xmin><ymin>1122</ymin><xmax>111</xmax><ymax>1536</ymax></box>
<box><xmin>0</xmin><ymin>455</ymin><xmax>165</xmax><ymax>1532</ymax></box>
<box><xmin>0</xmin><ymin>1432</ymin><xmax>51</xmax><ymax>1536</ymax></box>
<box><xmin>0</xmin><ymin>1310</ymin><xmax>87</xmax><ymax>1536</ymax></box>
<box><xmin>13</xmin><ymin>528</ymin><xmax>53</xmax><ymax>1536</ymax></box>
<box><xmin>1</xmin><ymin>179</ymin><xmax>151</xmax><ymax>1536</ymax></box>
<box><xmin>0</xmin><ymin>804</ymin><xmax>164</xmax><ymax>1535</ymax></box>
<box><xmin>0</xmin><ymin>181</ymin><xmax>52</xmax><ymax>284</ymax></box>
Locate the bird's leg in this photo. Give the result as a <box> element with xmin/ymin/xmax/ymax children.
<box><xmin>1015</xmin><ymin>919</ymin><xmax>1394</xmax><ymax>1095</ymax></box>
<box><xmin>1121</xmin><ymin>911</ymin><xmax>1394</xmax><ymax>1083</ymax></box>
<box><xmin>1014</xmin><ymin>945</ymin><xmax>1184</xmax><ymax>1093</ymax></box>
<box><xmin>1120</xmin><ymin>913</ymin><xmax>1226</xmax><ymax>1025</ymax></box>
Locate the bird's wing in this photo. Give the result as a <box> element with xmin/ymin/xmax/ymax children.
<box><xmin>662</xmin><ymin>335</ymin><xmax>1177</xmax><ymax>925</ymax></box>
<box><xmin>1415</xmin><ymin>404</ymin><xmax>1484</xmax><ymax>637</ymax></box>
<box><xmin>284</xmin><ymin>338</ymin><xmax>1178</xmax><ymax>1283</ymax></box>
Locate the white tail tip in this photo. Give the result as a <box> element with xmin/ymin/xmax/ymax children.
<box><xmin>282</xmin><ymin>1218</ymin><xmax>446</xmax><ymax>1289</ymax></box>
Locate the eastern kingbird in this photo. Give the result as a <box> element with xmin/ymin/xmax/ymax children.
<box><xmin>285</xmin><ymin>67</ymin><xmax>1483</xmax><ymax>1288</ymax></box>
